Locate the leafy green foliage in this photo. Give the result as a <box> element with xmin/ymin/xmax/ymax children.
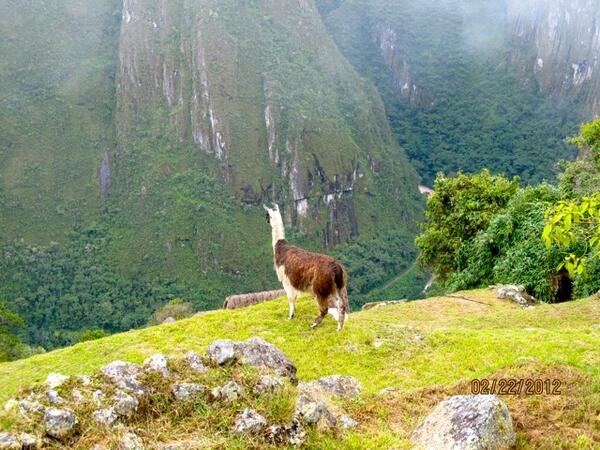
<box><xmin>416</xmin><ymin>170</ymin><xmax>520</xmax><ymax>279</ymax></box>
<box><xmin>0</xmin><ymin>302</ymin><xmax>27</xmax><ymax>362</ymax></box>
<box><xmin>148</xmin><ymin>299</ymin><xmax>194</xmax><ymax>326</ymax></box>
<box><xmin>543</xmin><ymin>194</ymin><xmax>600</xmax><ymax>278</ymax></box>
<box><xmin>0</xmin><ymin>226</ymin><xmax>181</xmax><ymax>350</ymax></box>
<box><xmin>448</xmin><ymin>185</ymin><xmax>574</xmax><ymax>301</ymax></box>
<box><xmin>77</xmin><ymin>329</ymin><xmax>110</xmax><ymax>343</ymax></box>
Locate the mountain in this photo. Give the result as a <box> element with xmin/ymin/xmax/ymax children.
<box><xmin>0</xmin><ymin>289</ymin><xmax>598</xmax><ymax>448</ymax></box>
<box><xmin>0</xmin><ymin>0</ymin><xmax>422</xmax><ymax>349</ymax></box>
<box><xmin>317</xmin><ymin>0</ymin><xmax>600</xmax><ymax>184</ymax></box>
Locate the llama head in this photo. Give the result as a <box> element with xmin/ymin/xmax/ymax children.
<box><xmin>263</xmin><ymin>203</ymin><xmax>285</xmax><ymax>242</ymax></box>
<box><xmin>263</xmin><ymin>203</ymin><xmax>281</xmax><ymax>225</ymax></box>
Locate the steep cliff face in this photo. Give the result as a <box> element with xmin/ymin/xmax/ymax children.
<box><xmin>507</xmin><ymin>0</ymin><xmax>600</xmax><ymax>116</ymax></box>
<box><xmin>0</xmin><ymin>0</ymin><xmax>121</xmax><ymax>241</ymax></box>
<box><xmin>0</xmin><ymin>0</ymin><xmax>422</xmax><ymax>313</ymax></box>
<box><xmin>319</xmin><ymin>0</ymin><xmax>584</xmax><ymax>184</ymax></box>
<box><xmin>113</xmin><ymin>0</ymin><xmax>420</xmax><ymax>248</ymax></box>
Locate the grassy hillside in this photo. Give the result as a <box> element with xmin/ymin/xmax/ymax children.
<box><xmin>1</xmin><ymin>289</ymin><xmax>598</xmax><ymax>448</ymax></box>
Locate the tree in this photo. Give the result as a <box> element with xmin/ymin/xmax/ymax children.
<box><xmin>0</xmin><ymin>302</ymin><xmax>26</xmax><ymax>361</ymax></box>
<box><xmin>416</xmin><ymin>170</ymin><xmax>520</xmax><ymax>279</ymax></box>
<box><xmin>148</xmin><ymin>299</ymin><xmax>194</xmax><ymax>325</ymax></box>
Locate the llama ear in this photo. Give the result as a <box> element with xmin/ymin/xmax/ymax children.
<box><xmin>263</xmin><ymin>204</ymin><xmax>270</xmax><ymax>212</ymax></box>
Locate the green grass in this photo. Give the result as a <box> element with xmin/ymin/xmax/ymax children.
<box><xmin>1</xmin><ymin>289</ymin><xmax>598</xmax><ymax>447</ymax></box>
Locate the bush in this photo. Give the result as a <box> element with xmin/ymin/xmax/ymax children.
<box><xmin>148</xmin><ymin>299</ymin><xmax>194</xmax><ymax>325</ymax></box>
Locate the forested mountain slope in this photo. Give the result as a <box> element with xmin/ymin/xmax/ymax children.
<box><xmin>0</xmin><ymin>0</ymin><xmax>421</xmax><ymax>350</ymax></box>
<box><xmin>318</xmin><ymin>0</ymin><xmax>600</xmax><ymax>184</ymax></box>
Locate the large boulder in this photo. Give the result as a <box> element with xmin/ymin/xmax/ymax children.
<box><xmin>206</xmin><ymin>338</ymin><xmax>297</xmax><ymax>382</ymax></box>
<box><xmin>412</xmin><ymin>395</ymin><xmax>516</xmax><ymax>450</ymax></box>
<box><xmin>206</xmin><ymin>340</ymin><xmax>236</xmax><ymax>365</ymax></box>
<box><xmin>234</xmin><ymin>338</ymin><xmax>297</xmax><ymax>382</ymax></box>
<box><xmin>493</xmin><ymin>285</ymin><xmax>537</xmax><ymax>307</ymax></box>
<box><xmin>43</xmin><ymin>408</ymin><xmax>78</xmax><ymax>439</ymax></box>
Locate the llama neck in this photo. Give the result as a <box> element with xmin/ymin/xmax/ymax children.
<box><xmin>271</xmin><ymin>215</ymin><xmax>285</xmax><ymax>249</ymax></box>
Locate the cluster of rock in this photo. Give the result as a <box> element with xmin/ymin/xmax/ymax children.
<box><xmin>492</xmin><ymin>284</ymin><xmax>538</xmax><ymax>307</ymax></box>
<box><xmin>1</xmin><ymin>337</ymin><xmax>360</xmax><ymax>449</ymax></box>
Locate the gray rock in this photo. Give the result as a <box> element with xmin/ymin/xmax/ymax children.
<box><xmin>112</xmin><ymin>391</ymin><xmax>139</xmax><ymax>417</ymax></box>
<box><xmin>45</xmin><ymin>373</ymin><xmax>69</xmax><ymax>389</ymax></box>
<box><xmin>234</xmin><ymin>337</ymin><xmax>297</xmax><ymax>382</ymax></box>
<box><xmin>71</xmin><ymin>389</ymin><xmax>85</xmax><ymax>404</ymax></box>
<box><xmin>266</xmin><ymin>419</ymin><xmax>306</xmax><ymax>446</ymax></box>
<box><xmin>311</xmin><ymin>375</ymin><xmax>362</xmax><ymax>399</ymax></box>
<box><xmin>211</xmin><ymin>381</ymin><xmax>243</xmax><ymax>403</ymax></box>
<box><xmin>144</xmin><ymin>354</ymin><xmax>170</xmax><ymax>377</ymax></box>
<box><xmin>162</xmin><ymin>317</ymin><xmax>176</xmax><ymax>324</ymax></box>
<box><xmin>46</xmin><ymin>389</ymin><xmax>65</xmax><ymax>405</ymax></box>
<box><xmin>184</xmin><ymin>351</ymin><xmax>207</xmax><ymax>373</ymax></box>
<box><xmin>253</xmin><ymin>375</ymin><xmax>284</xmax><ymax>395</ymax></box>
<box><xmin>298</xmin><ymin>401</ymin><xmax>325</xmax><ymax>425</ymax></box>
<box><xmin>339</xmin><ymin>414</ymin><xmax>359</xmax><ymax>429</ymax></box>
<box><xmin>172</xmin><ymin>383</ymin><xmax>205</xmax><ymax>402</ymax></box>
<box><xmin>18</xmin><ymin>399</ymin><xmax>45</xmax><ymax>415</ymax></box>
<box><xmin>92</xmin><ymin>390</ymin><xmax>105</xmax><ymax>405</ymax></box>
<box><xmin>101</xmin><ymin>361</ymin><xmax>147</xmax><ymax>395</ymax></box>
<box><xmin>234</xmin><ymin>408</ymin><xmax>267</xmax><ymax>434</ymax></box>
<box><xmin>119</xmin><ymin>432</ymin><xmax>145</xmax><ymax>450</ymax></box>
<box><xmin>101</xmin><ymin>361</ymin><xmax>148</xmax><ymax>395</ymax></box>
<box><xmin>78</xmin><ymin>375</ymin><xmax>93</xmax><ymax>386</ymax></box>
<box><xmin>206</xmin><ymin>340</ymin><xmax>236</xmax><ymax>365</ymax></box>
<box><xmin>20</xmin><ymin>433</ymin><xmax>39</xmax><ymax>450</ymax></box>
<box><xmin>412</xmin><ymin>395</ymin><xmax>516</xmax><ymax>450</ymax></box>
<box><xmin>494</xmin><ymin>284</ymin><xmax>537</xmax><ymax>307</ymax></box>
<box><xmin>102</xmin><ymin>361</ymin><xmax>142</xmax><ymax>381</ymax></box>
<box><xmin>93</xmin><ymin>408</ymin><xmax>118</xmax><ymax>426</ymax></box>
<box><xmin>0</xmin><ymin>432</ymin><xmax>20</xmax><ymax>450</ymax></box>
<box><xmin>43</xmin><ymin>408</ymin><xmax>78</xmax><ymax>439</ymax></box>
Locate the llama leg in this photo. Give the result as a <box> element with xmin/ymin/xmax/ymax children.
<box><xmin>310</xmin><ymin>297</ymin><xmax>329</xmax><ymax>328</ymax></box>
<box><xmin>334</xmin><ymin>292</ymin><xmax>344</xmax><ymax>332</ymax></box>
<box><xmin>282</xmin><ymin>280</ymin><xmax>297</xmax><ymax>320</ymax></box>
<box><xmin>288</xmin><ymin>291</ymin><xmax>297</xmax><ymax>320</ymax></box>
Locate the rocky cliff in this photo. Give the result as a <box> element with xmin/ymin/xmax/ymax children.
<box><xmin>318</xmin><ymin>0</ymin><xmax>593</xmax><ymax>184</ymax></box>
<box><xmin>0</xmin><ymin>0</ymin><xmax>422</xmax><ymax>312</ymax></box>
<box><xmin>507</xmin><ymin>0</ymin><xmax>600</xmax><ymax>116</ymax></box>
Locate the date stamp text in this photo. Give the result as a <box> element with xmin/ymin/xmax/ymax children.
<box><xmin>470</xmin><ymin>378</ymin><xmax>562</xmax><ymax>395</ymax></box>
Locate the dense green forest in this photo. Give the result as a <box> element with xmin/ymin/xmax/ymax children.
<box><xmin>318</xmin><ymin>0</ymin><xmax>581</xmax><ymax>185</ymax></box>
<box><xmin>417</xmin><ymin>120</ymin><xmax>600</xmax><ymax>301</ymax></box>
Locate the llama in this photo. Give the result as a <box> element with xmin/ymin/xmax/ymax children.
<box><xmin>263</xmin><ymin>203</ymin><xmax>349</xmax><ymax>331</ymax></box>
